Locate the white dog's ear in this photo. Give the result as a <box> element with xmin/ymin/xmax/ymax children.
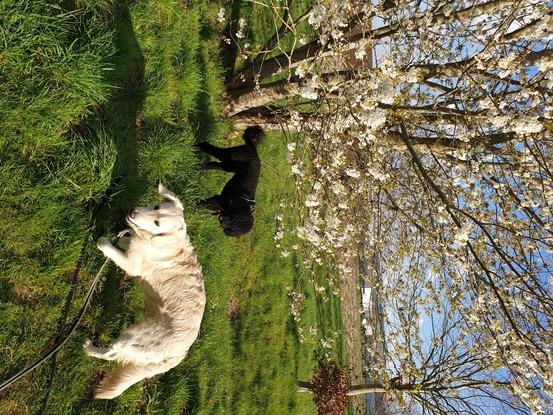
<box><xmin>158</xmin><ymin>183</ymin><xmax>182</xmax><ymax>209</ymax></box>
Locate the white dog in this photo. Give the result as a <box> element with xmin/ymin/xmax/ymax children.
<box><xmin>84</xmin><ymin>183</ymin><xmax>206</xmax><ymax>399</ymax></box>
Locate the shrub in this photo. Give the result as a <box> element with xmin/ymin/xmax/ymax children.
<box><xmin>308</xmin><ymin>359</ymin><xmax>349</xmax><ymax>415</ymax></box>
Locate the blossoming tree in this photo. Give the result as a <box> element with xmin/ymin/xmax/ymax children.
<box><xmin>223</xmin><ymin>0</ymin><xmax>552</xmax><ymax>413</ymax></box>
<box><xmin>300</xmin><ymin>259</ymin><xmax>546</xmax><ymax>415</ymax></box>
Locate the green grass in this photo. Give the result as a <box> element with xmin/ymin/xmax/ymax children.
<box><xmin>0</xmin><ymin>1</ymin><xmax>115</xmax><ymax>160</ymax></box>
<box><xmin>0</xmin><ymin>1</ymin><xmax>341</xmax><ymax>414</ymax></box>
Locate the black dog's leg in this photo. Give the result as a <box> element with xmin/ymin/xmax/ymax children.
<box><xmin>200</xmin><ymin>196</ymin><xmax>223</xmax><ymax>214</ymax></box>
<box><xmin>205</xmin><ymin>161</ymin><xmax>242</xmax><ymax>173</ymax></box>
<box><xmin>196</xmin><ymin>142</ymin><xmax>230</xmax><ymax>161</ymax></box>
<box><xmin>206</xmin><ymin>162</ymin><xmax>227</xmax><ymax>171</ymax></box>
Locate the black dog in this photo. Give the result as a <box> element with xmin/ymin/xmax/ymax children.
<box><xmin>196</xmin><ymin>126</ymin><xmax>265</xmax><ymax>237</ymax></box>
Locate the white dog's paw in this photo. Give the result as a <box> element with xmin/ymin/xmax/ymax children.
<box><xmin>97</xmin><ymin>237</ymin><xmax>111</xmax><ymax>251</ymax></box>
<box><xmin>83</xmin><ymin>339</ymin><xmax>92</xmax><ymax>353</ymax></box>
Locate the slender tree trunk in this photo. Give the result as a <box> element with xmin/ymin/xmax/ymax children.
<box><xmin>347</xmin><ymin>384</ymin><xmax>388</xmax><ymax>396</ymax></box>
<box><xmin>298</xmin><ymin>381</ymin><xmax>314</xmax><ymax>393</ymax></box>
<box><xmin>297</xmin><ymin>382</ymin><xmax>396</xmax><ymax>395</ymax></box>
<box><xmin>417</xmin><ymin>47</ymin><xmax>553</xmax><ymax>79</ymax></box>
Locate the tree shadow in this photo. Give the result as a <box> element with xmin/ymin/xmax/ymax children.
<box><xmin>189</xmin><ymin>20</ymin><xmax>226</xmax><ymax>145</ymax></box>
<box><xmin>65</xmin><ymin>6</ymin><xmax>147</xmax><ymax>414</ymax></box>
<box><xmin>91</xmin><ymin>9</ymin><xmax>148</xmax><ymax>236</ymax></box>
<box><xmin>87</xmin><ymin>2</ymin><xmax>147</xmax><ymax>341</ymax></box>
<box><xmin>90</xmin><ymin>0</ymin><xmax>147</xmax><ymax>337</ymax></box>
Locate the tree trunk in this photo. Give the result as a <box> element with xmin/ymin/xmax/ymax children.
<box><xmin>346</xmin><ymin>383</ymin><xmax>388</xmax><ymax>396</ymax></box>
<box><xmin>297</xmin><ymin>381</ymin><xmax>389</xmax><ymax>395</ymax></box>
<box><xmin>297</xmin><ymin>381</ymin><xmax>314</xmax><ymax>393</ymax></box>
<box><xmin>225</xmin><ymin>79</ymin><xmax>301</xmax><ymax>116</ymax></box>
<box><xmin>232</xmin><ymin>108</ymin><xmax>297</xmax><ymax>131</ymax></box>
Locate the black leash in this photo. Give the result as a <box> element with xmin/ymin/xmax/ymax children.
<box><xmin>0</xmin><ymin>232</ymin><xmax>125</xmax><ymax>392</ymax></box>
<box><xmin>37</xmin><ymin>240</ymin><xmax>90</xmax><ymax>415</ymax></box>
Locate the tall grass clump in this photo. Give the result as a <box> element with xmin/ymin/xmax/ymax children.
<box><xmin>0</xmin><ymin>1</ymin><xmax>114</xmax><ymax>160</ymax></box>
<box><xmin>58</xmin><ymin>123</ymin><xmax>118</xmax><ymax>205</ymax></box>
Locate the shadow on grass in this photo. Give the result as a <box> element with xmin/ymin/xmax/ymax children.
<box><xmin>61</xmin><ymin>6</ymin><xmax>148</xmax><ymax>414</ymax></box>
<box><xmin>88</xmin><ymin>2</ymin><xmax>147</xmax><ymax>340</ymax></box>
<box><xmin>89</xmin><ymin>0</ymin><xmax>147</xmax><ymax>362</ymax></box>
<box><xmin>91</xmin><ymin>8</ymin><xmax>147</xmax><ymax>235</ymax></box>
<box><xmin>189</xmin><ymin>22</ymin><xmax>222</xmax><ymax>144</ymax></box>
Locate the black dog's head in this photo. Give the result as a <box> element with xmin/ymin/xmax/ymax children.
<box><xmin>218</xmin><ymin>211</ymin><xmax>254</xmax><ymax>237</ymax></box>
<box><xmin>243</xmin><ymin>125</ymin><xmax>266</xmax><ymax>147</ymax></box>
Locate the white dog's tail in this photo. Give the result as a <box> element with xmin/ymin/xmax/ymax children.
<box><xmin>95</xmin><ymin>362</ymin><xmax>168</xmax><ymax>399</ymax></box>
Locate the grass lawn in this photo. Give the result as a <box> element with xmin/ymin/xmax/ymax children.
<box><xmin>0</xmin><ymin>1</ymin><xmax>343</xmax><ymax>414</ymax></box>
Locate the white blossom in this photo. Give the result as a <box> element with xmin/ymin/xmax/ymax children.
<box><xmin>236</xmin><ymin>17</ymin><xmax>246</xmax><ymax>39</ymax></box>
<box><xmin>307</xmin><ymin>4</ymin><xmax>327</xmax><ymax>27</ymax></box>
<box><xmin>217</xmin><ymin>7</ymin><xmax>225</xmax><ymax>23</ymax></box>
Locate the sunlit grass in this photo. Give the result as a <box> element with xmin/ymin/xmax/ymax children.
<box><xmin>0</xmin><ymin>1</ymin><xmax>114</xmax><ymax>160</ymax></box>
